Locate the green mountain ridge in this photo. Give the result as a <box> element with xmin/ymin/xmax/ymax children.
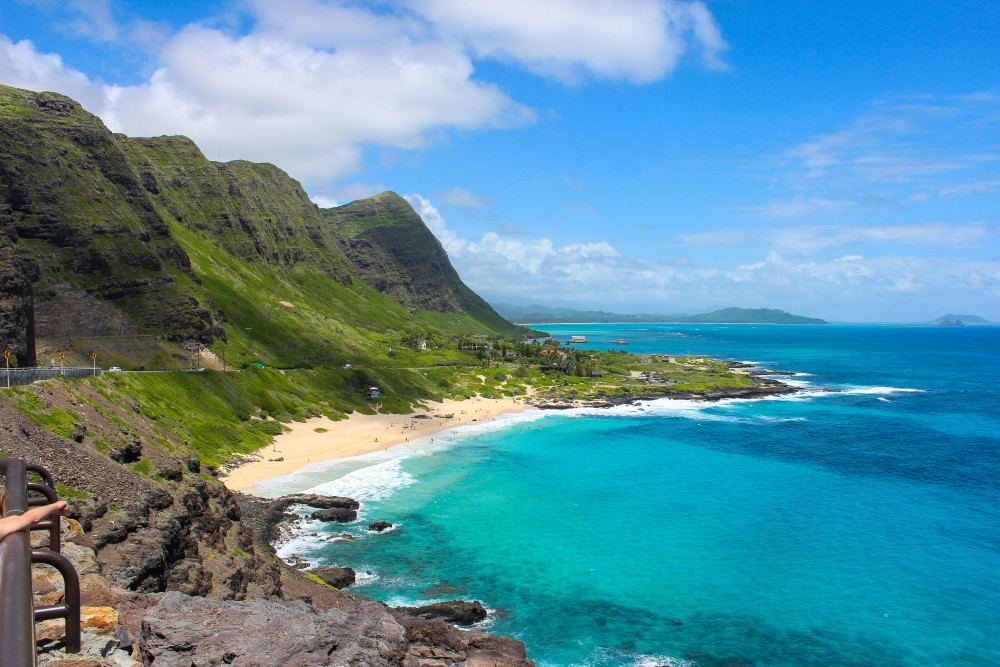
<box><xmin>494</xmin><ymin>303</ymin><xmax>828</xmax><ymax>325</ymax></box>
<box><xmin>0</xmin><ymin>84</ymin><xmax>518</xmax><ymax>368</ymax></box>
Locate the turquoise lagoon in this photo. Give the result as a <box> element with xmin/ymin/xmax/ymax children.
<box><xmin>257</xmin><ymin>324</ymin><xmax>1000</xmax><ymax>667</ymax></box>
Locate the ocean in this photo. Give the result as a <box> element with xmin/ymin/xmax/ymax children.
<box><xmin>256</xmin><ymin>324</ymin><xmax>1000</xmax><ymax>667</ymax></box>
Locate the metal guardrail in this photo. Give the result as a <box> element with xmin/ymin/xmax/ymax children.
<box><xmin>3</xmin><ymin>367</ymin><xmax>101</xmax><ymax>388</ymax></box>
<box><xmin>0</xmin><ymin>458</ymin><xmax>80</xmax><ymax>666</ymax></box>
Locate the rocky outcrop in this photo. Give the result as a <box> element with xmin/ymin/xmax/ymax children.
<box><xmin>313</xmin><ymin>507</ymin><xmax>358</xmax><ymax>523</ymax></box>
<box><xmin>140</xmin><ymin>590</ymin><xmax>408</xmax><ymax>667</ymax></box>
<box><xmin>390</xmin><ymin>611</ymin><xmax>534</xmax><ymax>667</ymax></box>
<box><xmin>308</xmin><ymin>566</ymin><xmax>356</xmax><ymax>589</ymax></box>
<box><xmin>278</xmin><ymin>493</ymin><xmax>361</xmax><ymax>511</ymax></box>
<box><xmin>369</xmin><ymin>520</ymin><xmax>393</xmax><ymax>532</ymax></box>
<box><xmin>395</xmin><ymin>600</ymin><xmax>489</xmax><ymax>626</ymax></box>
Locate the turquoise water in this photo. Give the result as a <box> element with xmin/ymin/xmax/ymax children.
<box><xmin>260</xmin><ymin>324</ymin><xmax>1000</xmax><ymax>666</ymax></box>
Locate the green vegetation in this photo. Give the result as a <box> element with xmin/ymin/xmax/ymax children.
<box><xmin>0</xmin><ymin>84</ymin><xmax>781</xmax><ymax>474</ymax></box>
<box><xmin>55</xmin><ymin>481</ymin><xmax>89</xmax><ymax>499</ymax></box>
<box><xmin>305</xmin><ymin>573</ymin><xmax>337</xmax><ymax>590</ymax></box>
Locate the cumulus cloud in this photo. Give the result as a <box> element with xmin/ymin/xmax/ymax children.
<box><xmin>405</xmin><ymin>194</ymin><xmax>1000</xmax><ymax>320</ymax></box>
<box><xmin>406</xmin><ymin>0</ymin><xmax>728</xmax><ymax>83</ymax></box>
<box><xmin>0</xmin><ymin>0</ymin><xmax>727</xmax><ymax>186</ymax></box>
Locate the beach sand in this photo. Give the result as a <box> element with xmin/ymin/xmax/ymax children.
<box><xmin>222</xmin><ymin>394</ymin><xmax>536</xmax><ymax>493</ymax></box>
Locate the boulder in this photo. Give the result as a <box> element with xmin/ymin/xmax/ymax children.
<box><xmin>369</xmin><ymin>520</ymin><xmax>393</xmax><ymax>532</ymax></box>
<box><xmin>158</xmin><ymin>460</ymin><xmax>183</xmax><ymax>482</ymax></box>
<box><xmin>312</xmin><ymin>508</ymin><xmax>357</xmax><ymax>523</ymax></box>
<box><xmin>280</xmin><ymin>493</ymin><xmax>360</xmax><ymax>510</ymax></box>
<box><xmin>307</xmin><ymin>566</ymin><xmax>356</xmax><ymax>589</ymax></box>
<box><xmin>140</xmin><ymin>590</ymin><xmax>408</xmax><ymax>667</ymax></box>
<box><xmin>397</xmin><ymin>599</ymin><xmax>488</xmax><ymax>626</ymax></box>
<box><xmin>108</xmin><ymin>440</ymin><xmax>142</xmax><ymax>464</ymax></box>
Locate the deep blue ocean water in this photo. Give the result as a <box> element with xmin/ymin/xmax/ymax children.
<box><xmin>259</xmin><ymin>324</ymin><xmax>1000</xmax><ymax>667</ymax></box>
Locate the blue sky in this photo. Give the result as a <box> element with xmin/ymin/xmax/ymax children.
<box><xmin>2</xmin><ymin>0</ymin><xmax>998</xmax><ymax>321</ymax></box>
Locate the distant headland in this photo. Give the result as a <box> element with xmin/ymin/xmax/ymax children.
<box><xmin>492</xmin><ymin>304</ymin><xmax>828</xmax><ymax>325</ymax></box>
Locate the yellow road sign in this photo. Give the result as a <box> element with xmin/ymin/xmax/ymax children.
<box><xmin>92</xmin><ymin>352</ymin><xmax>97</xmax><ymax>359</ymax></box>
<box><xmin>3</xmin><ymin>350</ymin><xmax>8</xmax><ymax>359</ymax></box>
<box><xmin>59</xmin><ymin>353</ymin><xmax>65</xmax><ymax>360</ymax></box>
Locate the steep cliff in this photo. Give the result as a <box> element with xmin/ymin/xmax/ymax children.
<box><xmin>0</xmin><ymin>86</ymin><xmax>218</xmax><ymax>342</ymax></box>
<box><xmin>324</xmin><ymin>192</ymin><xmax>514</xmax><ymax>333</ymax></box>
<box><xmin>0</xmin><ymin>228</ymin><xmax>39</xmax><ymax>366</ymax></box>
<box><xmin>0</xmin><ymin>84</ymin><xmax>517</xmax><ymax>366</ymax></box>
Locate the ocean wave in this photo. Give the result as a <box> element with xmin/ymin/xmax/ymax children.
<box><xmin>551</xmin><ymin>648</ymin><xmax>694</xmax><ymax>667</ymax></box>
<box><xmin>774</xmin><ymin>376</ymin><xmax>812</xmax><ymax>388</ymax></box>
<box><xmin>839</xmin><ymin>385</ymin><xmax>925</xmax><ymax>395</ymax></box>
<box><xmin>305</xmin><ymin>457</ymin><xmax>417</xmax><ymax>502</ymax></box>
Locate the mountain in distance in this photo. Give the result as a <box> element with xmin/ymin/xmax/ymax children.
<box><xmin>0</xmin><ymin>84</ymin><xmax>518</xmax><ymax>367</ymax></box>
<box><xmin>929</xmin><ymin>314</ymin><xmax>993</xmax><ymax>325</ymax></box>
<box><xmin>493</xmin><ymin>304</ymin><xmax>827</xmax><ymax>325</ymax></box>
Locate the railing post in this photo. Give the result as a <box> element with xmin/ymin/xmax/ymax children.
<box><xmin>31</xmin><ymin>550</ymin><xmax>80</xmax><ymax>653</ymax></box>
<box><xmin>0</xmin><ymin>458</ymin><xmax>39</xmax><ymax>667</ymax></box>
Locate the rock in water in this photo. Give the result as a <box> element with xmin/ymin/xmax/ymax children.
<box><xmin>396</xmin><ymin>599</ymin><xmax>488</xmax><ymax>626</ymax></box>
<box><xmin>369</xmin><ymin>520</ymin><xmax>393</xmax><ymax>532</ymax></box>
<box><xmin>279</xmin><ymin>493</ymin><xmax>360</xmax><ymax>510</ymax></box>
<box><xmin>308</xmin><ymin>566</ymin><xmax>356</xmax><ymax>589</ymax></box>
<box><xmin>312</xmin><ymin>508</ymin><xmax>357</xmax><ymax>522</ymax></box>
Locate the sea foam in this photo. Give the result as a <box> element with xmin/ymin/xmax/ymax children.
<box><xmin>305</xmin><ymin>457</ymin><xmax>417</xmax><ymax>502</ymax></box>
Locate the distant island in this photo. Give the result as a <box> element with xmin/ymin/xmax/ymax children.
<box><xmin>930</xmin><ymin>314</ymin><xmax>993</xmax><ymax>326</ymax></box>
<box><xmin>493</xmin><ymin>304</ymin><xmax>828</xmax><ymax>325</ymax></box>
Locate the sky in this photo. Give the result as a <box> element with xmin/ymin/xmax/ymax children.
<box><xmin>1</xmin><ymin>0</ymin><xmax>999</xmax><ymax>322</ymax></box>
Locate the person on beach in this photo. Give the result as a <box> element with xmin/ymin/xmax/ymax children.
<box><xmin>0</xmin><ymin>500</ymin><xmax>69</xmax><ymax>542</ymax></box>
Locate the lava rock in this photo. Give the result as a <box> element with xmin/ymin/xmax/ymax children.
<box><xmin>108</xmin><ymin>441</ymin><xmax>142</xmax><ymax>464</ymax></box>
<box><xmin>181</xmin><ymin>455</ymin><xmax>200</xmax><ymax>473</ymax></box>
<box><xmin>158</xmin><ymin>460</ymin><xmax>183</xmax><ymax>482</ymax></box>
<box><xmin>311</xmin><ymin>508</ymin><xmax>357</xmax><ymax>523</ymax></box>
<box><xmin>396</xmin><ymin>600</ymin><xmax>488</xmax><ymax>626</ymax></box>
<box><xmin>280</xmin><ymin>493</ymin><xmax>360</xmax><ymax>510</ymax></box>
<box><xmin>369</xmin><ymin>520</ymin><xmax>393</xmax><ymax>532</ymax></box>
<box><xmin>307</xmin><ymin>566</ymin><xmax>356</xmax><ymax>589</ymax></box>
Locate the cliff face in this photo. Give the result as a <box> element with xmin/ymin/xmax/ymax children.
<box><xmin>324</xmin><ymin>192</ymin><xmax>514</xmax><ymax>332</ymax></box>
<box><xmin>119</xmin><ymin>136</ymin><xmax>354</xmax><ymax>284</ymax></box>
<box><xmin>0</xmin><ymin>84</ymin><xmax>516</xmax><ymax>350</ymax></box>
<box><xmin>0</xmin><ymin>229</ymin><xmax>39</xmax><ymax>366</ymax></box>
<box><xmin>0</xmin><ymin>86</ymin><xmax>219</xmax><ymax>342</ymax></box>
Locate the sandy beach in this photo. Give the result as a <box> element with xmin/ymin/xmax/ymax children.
<box><xmin>222</xmin><ymin>394</ymin><xmax>536</xmax><ymax>493</ymax></box>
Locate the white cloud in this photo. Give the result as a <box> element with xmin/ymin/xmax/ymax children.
<box><xmin>0</xmin><ymin>0</ymin><xmax>727</xmax><ymax>186</ymax></box>
<box><xmin>309</xmin><ymin>194</ymin><xmax>339</xmax><ymax>208</ymax></box>
<box><xmin>406</xmin><ymin>194</ymin><xmax>1000</xmax><ymax>320</ymax></box>
<box><xmin>406</xmin><ymin>0</ymin><xmax>728</xmax><ymax>84</ymax></box>
<box><xmin>1</xmin><ymin>12</ymin><xmax>532</xmax><ymax>183</ymax></box>
<box><xmin>680</xmin><ymin>221</ymin><xmax>992</xmax><ymax>256</ymax></box>
<box><xmin>436</xmin><ymin>186</ymin><xmax>492</xmax><ymax>209</ymax></box>
<box><xmin>750</xmin><ymin>93</ymin><xmax>1000</xmax><ymax>219</ymax></box>
<box><xmin>0</xmin><ymin>36</ymin><xmax>110</xmax><ymax>111</ymax></box>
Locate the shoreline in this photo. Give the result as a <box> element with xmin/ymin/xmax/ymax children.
<box><xmin>222</xmin><ymin>394</ymin><xmax>537</xmax><ymax>492</ymax></box>
<box><xmin>222</xmin><ymin>374</ymin><xmax>796</xmax><ymax>494</ymax></box>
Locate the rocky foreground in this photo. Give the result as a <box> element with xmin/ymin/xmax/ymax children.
<box><xmin>3</xmin><ymin>398</ymin><xmax>532</xmax><ymax>666</ymax></box>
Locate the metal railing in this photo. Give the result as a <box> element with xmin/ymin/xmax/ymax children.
<box><xmin>3</xmin><ymin>367</ymin><xmax>101</xmax><ymax>388</ymax></box>
<box><xmin>0</xmin><ymin>458</ymin><xmax>81</xmax><ymax>666</ymax></box>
